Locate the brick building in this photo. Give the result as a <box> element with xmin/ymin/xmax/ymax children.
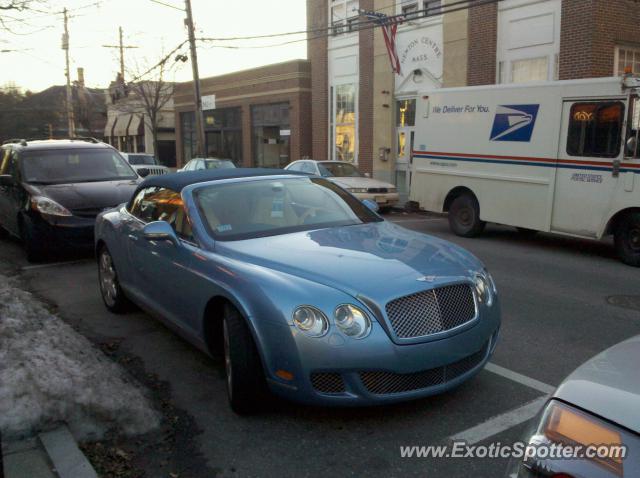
<box><xmin>308</xmin><ymin>0</ymin><xmax>640</xmax><ymax>203</ymax></box>
<box><xmin>174</xmin><ymin>60</ymin><xmax>311</xmax><ymax>168</ymax></box>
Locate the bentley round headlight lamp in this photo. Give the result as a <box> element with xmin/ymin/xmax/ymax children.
<box><xmin>474</xmin><ymin>273</ymin><xmax>493</xmax><ymax>307</ymax></box>
<box><xmin>334</xmin><ymin>304</ymin><xmax>371</xmax><ymax>339</ymax></box>
<box><xmin>292</xmin><ymin>306</ymin><xmax>328</xmax><ymax>337</ymax></box>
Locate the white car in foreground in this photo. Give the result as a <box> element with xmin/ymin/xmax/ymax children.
<box><xmin>121</xmin><ymin>153</ymin><xmax>169</xmax><ymax>177</ymax></box>
<box><xmin>285</xmin><ymin>160</ymin><xmax>399</xmax><ymax>212</ymax></box>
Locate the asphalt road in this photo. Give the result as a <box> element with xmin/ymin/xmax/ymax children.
<box><xmin>2</xmin><ymin>211</ymin><xmax>639</xmax><ymax>478</ymax></box>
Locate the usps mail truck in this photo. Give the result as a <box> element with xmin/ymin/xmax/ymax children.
<box><xmin>409</xmin><ymin>76</ymin><xmax>640</xmax><ymax>266</ymax></box>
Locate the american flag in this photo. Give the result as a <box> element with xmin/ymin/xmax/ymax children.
<box><xmin>361</xmin><ymin>10</ymin><xmax>403</xmax><ymax>75</ymax></box>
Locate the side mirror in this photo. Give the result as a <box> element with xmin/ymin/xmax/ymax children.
<box><xmin>362</xmin><ymin>199</ymin><xmax>379</xmax><ymax>213</ymax></box>
<box><xmin>625</xmin><ymin>136</ymin><xmax>638</xmax><ymax>158</ymax></box>
<box><xmin>143</xmin><ymin>221</ymin><xmax>178</xmax><ymax>245</ymax></box>
<box><xmin>138</xmin><ymin>168</ymin><xmax>150</xmax><ymax>178</ymax></box>
<box><xmin>0</xmin><ymin>174</ymin><xmax>13</xmax><ymax>186</ymax></box>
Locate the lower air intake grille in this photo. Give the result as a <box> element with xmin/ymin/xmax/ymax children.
<box><xmin>359</xmin><ymin>342</ymin><xmax>488</xmax><ymax>395</ymax></box>
<box><xmin>311</xmin><ymin>372</ymin><xmax>345</xmax><ymax>394</ymax></box>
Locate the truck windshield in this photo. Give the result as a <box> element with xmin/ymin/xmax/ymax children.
<box><xmin>21</xmin><ymin>149</ymin><xmax>138</xmax><ymax>184</ymax></box>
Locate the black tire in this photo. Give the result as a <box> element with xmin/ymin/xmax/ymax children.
<box><xmin>448</xmin><ymin>194</ymin><xmax>486</xmax><ymax>237</ymax></box>
<box><xmin>222</xmin><ymin>304</ymin><xmax>267</xmax><ymax>414</ymax></box>
<box><xmin>98</xmin><ymin>245</ymin><xmax>130</xmax><ymax>313</ymax></box>
<box><xmin>20</xmin><ymin>215</ymin><xmax>47</xmax><ymax>262</ymax></box>
<box><xmin>516</xmin><ymin>227</ymin><xmax>538</xmax><ymax>238</ymax></box>
<box><xmin>614</xmin><ymin>211</ymin><xmax>640</xmax><ymax>267</ymax></box>
<box><xmin>378</xmin><ymin>206</ymin><xmax>392</xmax><ymax>214</ymax></box>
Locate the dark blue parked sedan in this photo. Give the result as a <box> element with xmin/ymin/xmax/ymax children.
<box><xmin>95</xmin><ymin>168</ymin><xmax>500</xmax><ymax>413</ymax></box>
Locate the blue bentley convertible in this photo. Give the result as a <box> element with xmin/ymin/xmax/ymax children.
<box><xmin>95</xmin><ymin>169</ymin><xmax>501</xmax><ymax>413</ymax></box>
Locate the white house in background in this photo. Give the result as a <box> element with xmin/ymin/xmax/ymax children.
<box><xmin>103</xmin><ymin>76</ymin><xmax>177</xmax><ymax>167</ymax></box>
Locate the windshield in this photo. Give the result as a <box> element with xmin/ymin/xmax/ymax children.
<box><xmin>194</xmin><ymin>176</ymin><xmax>381</xmax><ymax>241</ymax></box>
<box><xmin>21</xmin><ymin>148</ymin><xmax>138</xmax><ymax>184</ymax></box>
<box><xmin>319</xmin><ymin>162</ymin><xmax>363</xmax><ymax>177</ymax></box>
<box><xmin>128</xmin><ymin>154</ymin><xmax>157</xmax><ymax>166</ymax></box>
<box><xmin>205</xmin><ymin>159</ymin><xmax>236</xmax><ymax>169</ymax></box>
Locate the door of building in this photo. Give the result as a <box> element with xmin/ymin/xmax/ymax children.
<box><xmin>395</xmin><ymin>98</ymin><xmax>417</xmax><ymax>204</ymax></box>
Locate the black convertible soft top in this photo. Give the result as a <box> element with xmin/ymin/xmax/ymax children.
<box><xmin>133</xmin><ymin>168</ymin><xmax>309</xmax><ymax>197</ymax></box>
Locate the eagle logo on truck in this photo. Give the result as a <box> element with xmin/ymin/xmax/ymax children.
<box><xmin>490</xmin><ymin>104</ymin><xmax>540</xmax><ymax>142</ymax></box>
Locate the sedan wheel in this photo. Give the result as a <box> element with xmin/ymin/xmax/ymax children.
<box><xmin>98</xmin><ymin>246</ymin><xmax>128</xmax><ymax>313</ymax></box>
<box><xmin>222</xmin><ymin>305</ymin><xmax>267</xmax><ymax>414</ymax></box>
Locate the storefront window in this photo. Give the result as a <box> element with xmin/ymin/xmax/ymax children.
<box><xmin>252</xmin><ymin>103</ymin><xmax>290</xmax><ymax>168</ymax></box>
<box><xmin>334</xmin><ymin>84</ymin><xmax>356</xmax><ymax>163</ymax></box>
<box><xmin>204</xmin><ymin>107</ymin><xmax>242</xmax><ymax>163</ymax></box>
<box><xmin>180</xmin><ymin>111</ymin><xmax>196</xmax><ymax>162</ymax></box>
<box><xmin>396</xmin><ymin>99</ymin><xmax>416</xmax><ymax>127</ymax></box>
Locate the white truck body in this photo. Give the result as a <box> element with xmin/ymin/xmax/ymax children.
<box><xmin>410</xmin><ymin>76</ymin><xmax>640</xmax><ymax>243</ymax></box>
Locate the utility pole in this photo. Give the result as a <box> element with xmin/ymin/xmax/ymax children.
<box><xmin>102</xmin><ymin>26</ymin><xmax>138</xmax><ymax>82</ymax></box>
<box><xmin>62</xmin><ymin>8</ymin><xmax>75</xmax><ymax>138</ymax></box>
<box><xmin>184</xmin><ymin>0</ymin><xmax>205</xmax><ymax>158</ymax></box>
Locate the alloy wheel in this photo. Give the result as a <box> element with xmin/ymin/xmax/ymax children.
<box><xmin>99</xmin><ymin>250</ymin><xmax>118</xmax><ymax>307</ymax></box>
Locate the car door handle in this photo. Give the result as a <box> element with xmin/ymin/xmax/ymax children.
<box><xmin>128</xmin><ymin>234</ymin><xmax>139</xmax><ymax>241</ymax></box>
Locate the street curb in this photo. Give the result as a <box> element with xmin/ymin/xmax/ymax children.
<box><xmin>39</xmin><ymin>426</ymin><xmax>98</xmax><ymax>478</ymax></box>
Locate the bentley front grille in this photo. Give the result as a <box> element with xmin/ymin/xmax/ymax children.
<box><xmin>385</xmin><ymin>284</ymin><xmax>476</xmax><ymax>339</ymax></box>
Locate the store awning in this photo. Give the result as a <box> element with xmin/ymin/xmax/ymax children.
<box><xmin>128</xmin><ymin>114</ymin><xmax>144</xmax><ymax>136</ymax></box>
<box><xmin>112</xmin><ymin>114</ymin><xmax>132</xmax><ymax>137</ymax></box>
<box><xmin>103</xmin><ymin>114</ymin><xmax>118</xmax><ymax>138</ymax></box>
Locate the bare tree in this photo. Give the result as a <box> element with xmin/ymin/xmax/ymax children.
<box><xmin>126</xmin><ymin>61</ymin><xmax>174</xmax><ymax>160</ymax></box>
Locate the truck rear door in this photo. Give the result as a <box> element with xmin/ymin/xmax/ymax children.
<box><xmin>551</xmin><ymin>99</ymin><xmax>626</xmax><ymax>237</ymax></box>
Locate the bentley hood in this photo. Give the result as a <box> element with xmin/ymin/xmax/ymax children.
<box><xmin>218</xmin><ymin>221</ymin><xmax>482</xmax><ymax>304</ymax></box>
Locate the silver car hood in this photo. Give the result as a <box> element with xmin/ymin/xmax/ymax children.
<box><xmin>553</xmin><ymin>335</ymin><xmax>640</xmax><ymax>433</ymax></box>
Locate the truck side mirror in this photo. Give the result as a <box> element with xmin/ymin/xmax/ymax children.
<box><xmin>625</xmin><ymin>137</ymin><xmax>637</xmax><ymax>157</ymax></box>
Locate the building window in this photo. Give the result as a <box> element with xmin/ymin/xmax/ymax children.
<box><xmin>331</xmin><ymin>0</ymin><xmax>358</xmax><ymax>35</ymax></box>
<box><xmin>204</xmin><ymin>107</ymin><xmax>242</xmax><ymax>164</ymax></box>
<box><xmin>136</xmin><ymin>135</ymin><xmax>145</xmax><ymax>153</ymax></box>
<box><xmin>396</xmin><ymin>99</ymin><xmax>416</xmax><ymax>127</ymax></box>
<box><xmin>252</xmin><ymin>103</ymin><xmax>290</xmax><ymax>168</ymax></box>
<box><xmin>567</xmin><ymin>102</ymin><xmax>624</xmax><ymax>158</ymax></box>
<box><xmin>424</xmin><ymin>0</ymin><xmax>441</xmax><ymax>15</ymax></box>
<box><xmin>511</xmin><ymin>57</ymin><xmax>548</xmax><ymax>83</ymax></box>
<box><xmin>399</xmin><ymin>1</ymin><xmax>441</xmax><ymax>19</ymax></box>
<box><xmin>334</xmin><ymin>84</ymin><xmax>357</xmax><ymax>163</ymax></box>
<box><xmin>616</xmin><ymin>46</ymin><xmax>640</xmax><ymax>76</ymax></box>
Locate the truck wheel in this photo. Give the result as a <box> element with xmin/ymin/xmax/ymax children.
<box><xmin>223</xmin><ymin>304</ymin><xmax>267</xmax><ymax>415</ymax></box>
<box><xmin>614</xmin><ymin>212</ymin><xmax>640</xmax><ymax>267</ymax></box>
<box><xmin>20</xmin><ymin>216</ymin><xmax>47</xmax><ymax>262</ymax></box>
<box><xmin>448</xmin><ymin>194</ymin><xmax>486</xmax><ymax>237</ymax></box>
<box><xmin>98</xmin><ymin>245</ymin><xmax>129</xmax><ymax>313</ymax></box>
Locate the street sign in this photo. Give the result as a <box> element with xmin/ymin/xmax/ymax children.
<box><xmin>202</xmin><ymin>94</ymin><xmax>216</xmax><ymax>111</ymax></box>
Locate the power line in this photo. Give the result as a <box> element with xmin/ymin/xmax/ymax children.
<box><xmin>148</xmin><ymin>0</ymin><xmax>183</xmax><ymax>11</ymax></box>
<box><xmin>198</xmin><ymin>0</ymin><xmax>502</xmax><ymax>49</ymax></box>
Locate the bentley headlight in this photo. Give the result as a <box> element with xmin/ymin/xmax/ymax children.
<box><xmin>348</xmin><ymin>188</ymin><xmax>368</xmax><ymax>194</ymax></box>
<box><xmin>474</xmin><ymin>271</ymin><xmax>494</xmax><ymax>306</ymax></box>
<box><xmin>334</xmin><ymin>304</ymin><xmax>371</xmax><ymax>339</ymax></box>
<box><xmin>293</xmin><ymin>306</ymin><xmax>328</xmax><ymax>337</ymax></box>
<box><xmin>30</xmin><ymin>196</ymin><xmax>72</xmax><ymax>217</ymax></box>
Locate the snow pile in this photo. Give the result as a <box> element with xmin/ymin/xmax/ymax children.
<box><xmin>0</xmin><ymin>273</ymin><xmax>159</xmax><ymax>440</ymax></box>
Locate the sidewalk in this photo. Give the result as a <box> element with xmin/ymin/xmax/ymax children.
<box><xmin>2</xmin><ymin>425</ymin><xmax>97</xmax><ymax>478</ymax></box>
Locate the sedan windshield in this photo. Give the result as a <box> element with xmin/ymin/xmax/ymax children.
<box><xmin>205</xmin><ymin>159</ymin><xmax>235</xmax><ymax>169</ymax></box>
<box><xmin>128</xmin><ymin>154</ymin><xmax>157</xmax><ymax>166</ymax></box>
<box><xmin>194</xmin><ymin>177</ymin><xmax>382</xmax><ymax>240</ymax></box>
<box><xmin>318</xmin><ymin>162</ymin><xmax>363</xmax><ymax>178</ymax></box>
<box><xmin>21</xmin><ymin>149</ymin><xmax>138</xmax><ymax>184</ymax></box>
